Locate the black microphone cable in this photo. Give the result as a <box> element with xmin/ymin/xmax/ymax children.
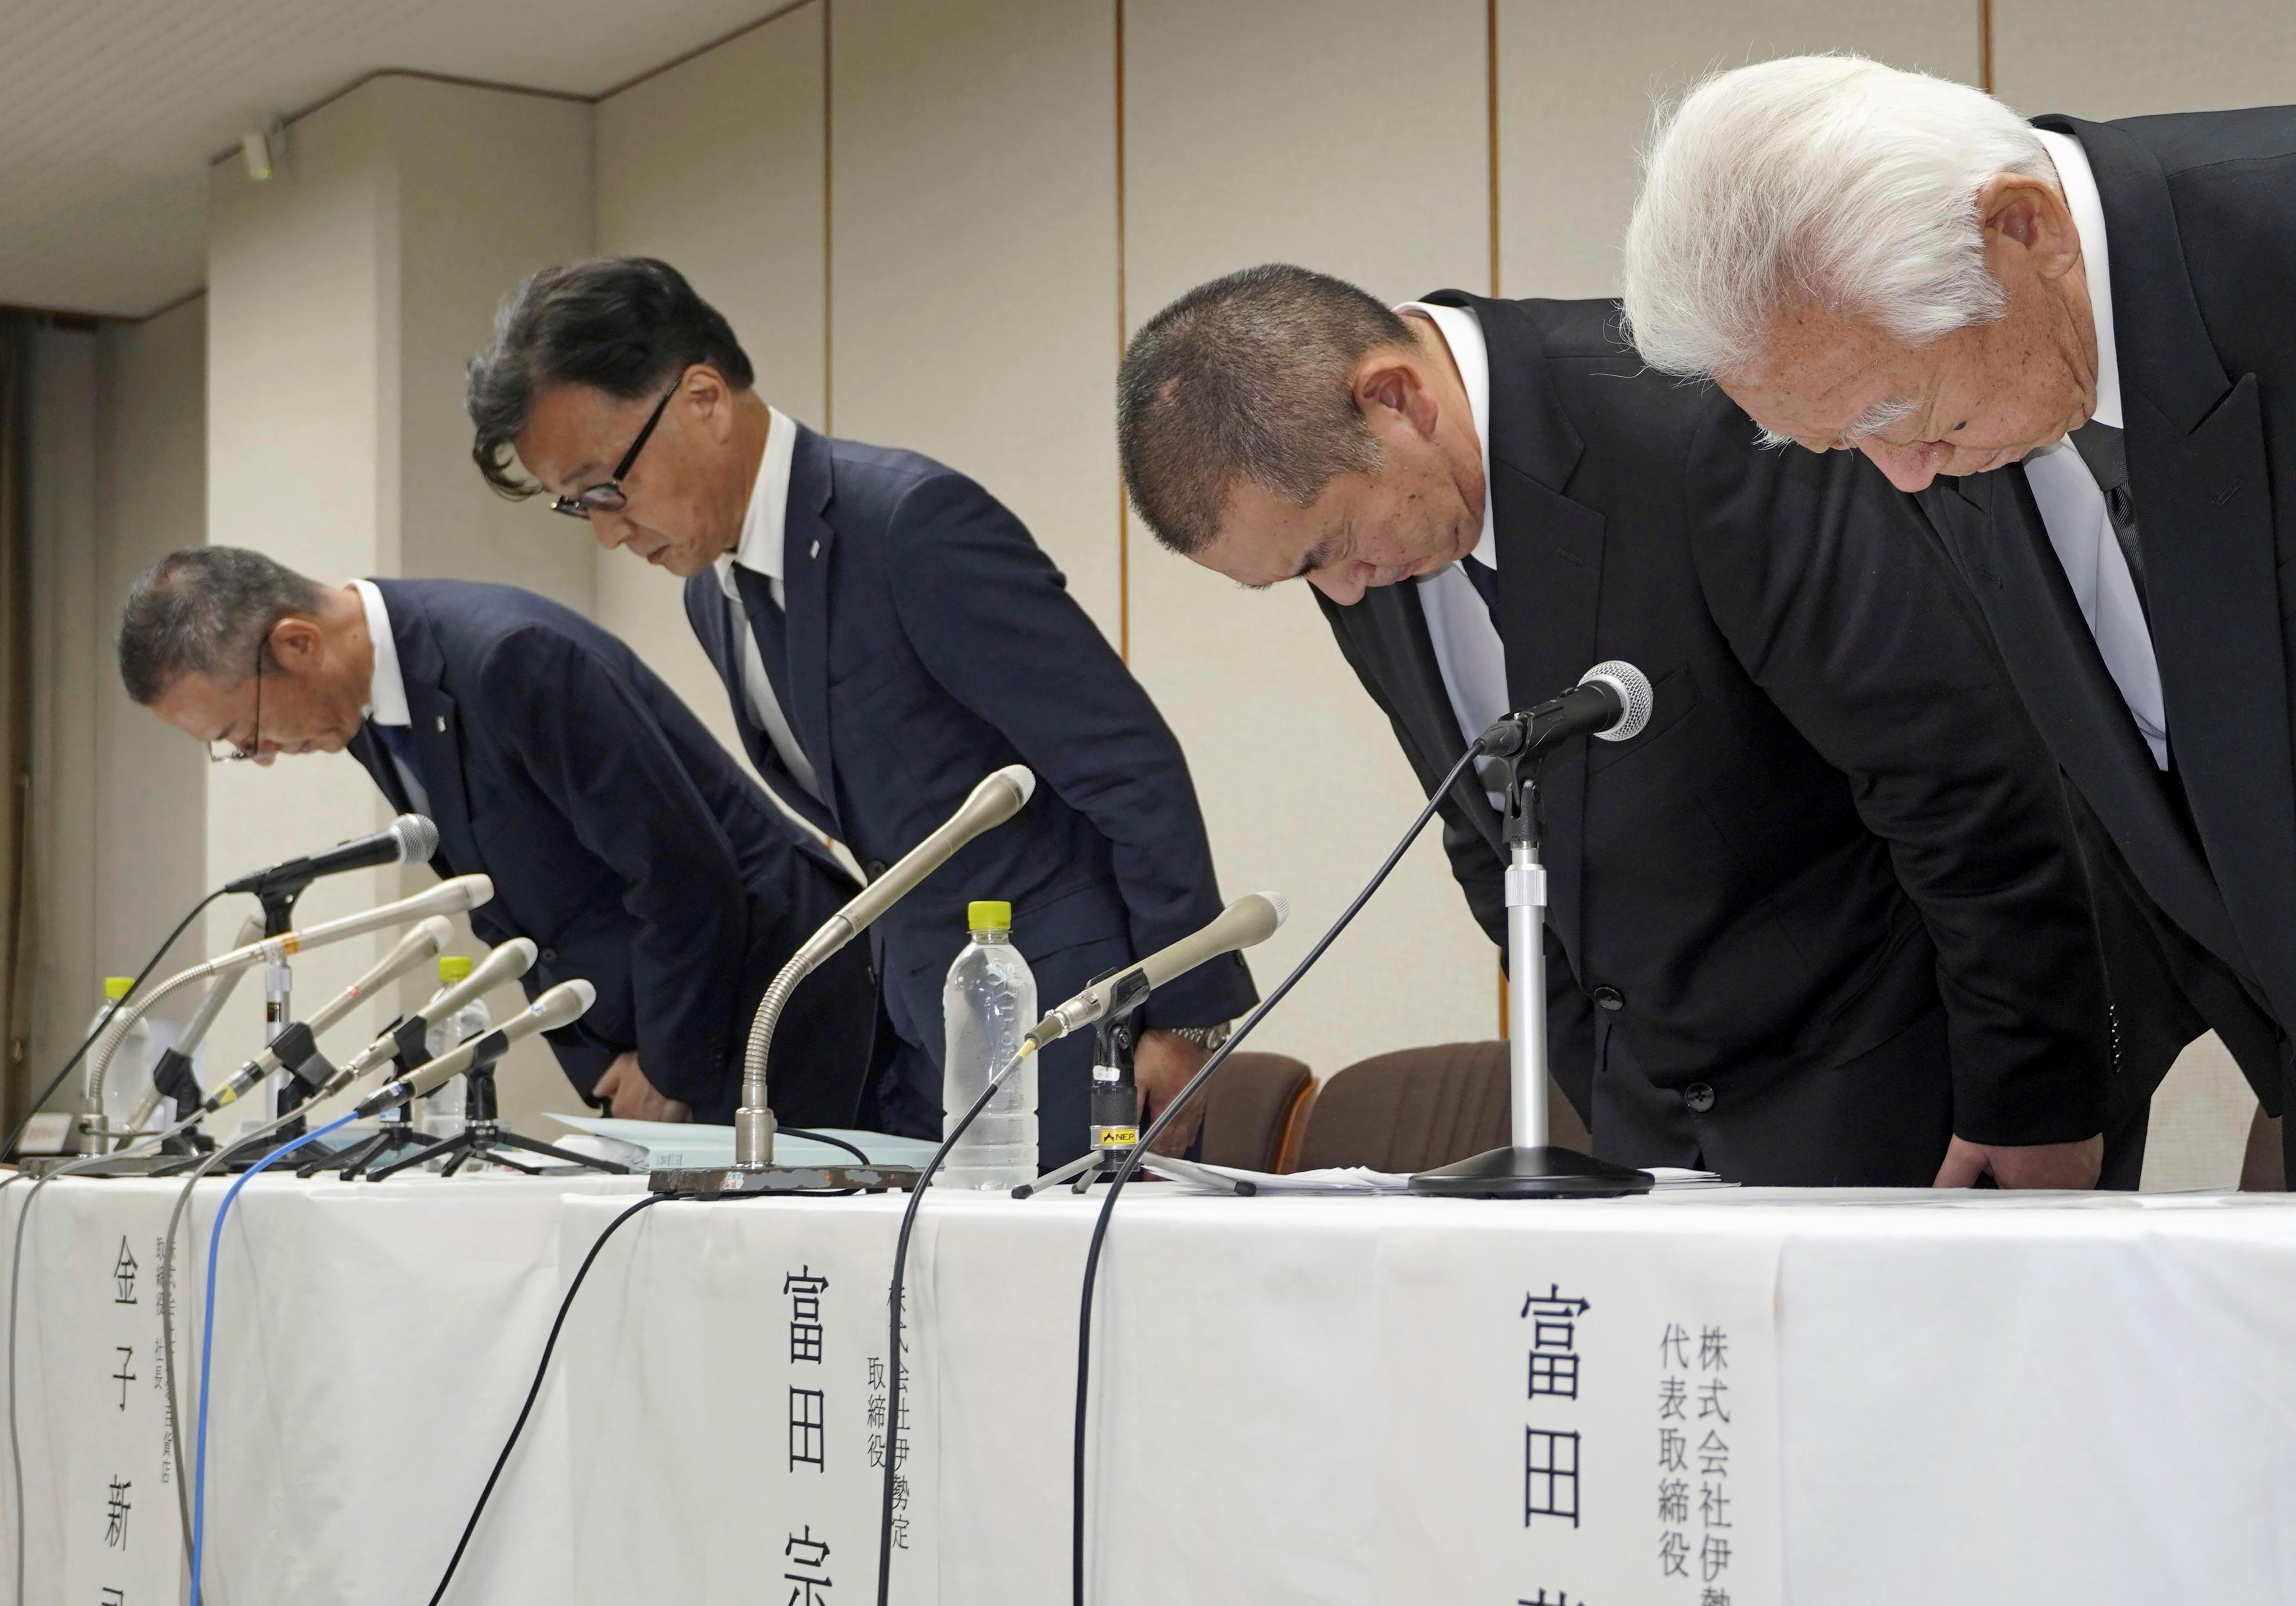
<box><xmin>425</xmin><ymin>1129</ymin><xmax>885</xmax><ymax>1604</ymax></box>
<box><xmin>1067</xmin><ymin>740</ymin><xmax>1483</xmax><ymax>1606</ymax></box>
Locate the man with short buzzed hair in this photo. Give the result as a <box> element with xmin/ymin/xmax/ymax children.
<box><xmin>1119</xmin><ymin>263</ymin><xmax>2186</xmax><ymax>1188</ymax></box>
<box><xmin>1623</xmin><ymin>55</ymin><xmax>2296</xmax><ymax>1178</ymax></box>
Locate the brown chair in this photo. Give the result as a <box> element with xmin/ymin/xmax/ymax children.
<box><xmin>1292</xmin><ymin>1041</ymin><xmax>1590</xmax><ymax>1173</ymax></box>
<box><xmin>1197</xmin><ymin>1052</ymin><xmax>1316</xmax><ymax>1173</ymax></box>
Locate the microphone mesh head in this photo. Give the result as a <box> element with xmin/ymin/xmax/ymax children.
<box><xmin>394</xmin><ymin>814</ymin><xmax>441</xmax><ymax>863</ymax></box>
<box><xmin>1258</xmin><ymin>892</ymin><xmax>1290</xmax><ymax>928</ymax></box>
<box><xmin>1580</xmin><ymin>661</ymin><xmax>1655</xmax><ymax>741</ymax></box>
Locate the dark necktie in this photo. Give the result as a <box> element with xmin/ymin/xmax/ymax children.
<box><xmin>1460</xmin><ymin>553</ymin><xmax>1503</xmax><ymax>633</ymax></box>
<box><xmin>2068</xmin><ymin>421</ymin><xmax>2147</xmax><ymax>616</ymax></box>
<box><xmin>372</xmin><ymin>721</ymin><xmax>425</xmax><ymax>802</ymax></box>
<box><xmin>729</xmin><ymin>563</ymin><xmax>796</xmax><ymax>716</ymax></box>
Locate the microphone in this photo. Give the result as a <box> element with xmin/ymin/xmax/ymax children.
<box><xmin>1021</xmin><ymin>892</ymin><xmax>1289</xmax><ymax>1055</ymax></box>
<box><xmin>80</xmin><ymin>874</ymin><xmax>495</xmax><ymax>1141</ymax></box>
<box><xmin>349</xmin><ymin>980</ymin><xmax>595</xmax><ymax>1118</ymax></box>
<box><xmin>1475</xmin><ymin>660</ymin><xmax>1654</xmax><ymax>760</ymax></box>
<box><xmin>222</xmin><ymin>813</ymin><xmax>440</xmax><ymax>896</ymax></box>
<box><xmin>195</xmin><ymin>916</ymin><xmax>455</xmax><ymax>1114</ymax></box>
<box><xmin>732</xmin><ymin>764</ymin><xmax>1036</xmax><ymax>1169</ymax></box>
<box><xmin>119</xmin><ymin>914</ymin><xmax>265</xmax><ymax>1134</ymax></box>
<box><xmin>308</xmin><ymin>937</ymin><xmax>539</xmax><ymax>1101</ymax></box>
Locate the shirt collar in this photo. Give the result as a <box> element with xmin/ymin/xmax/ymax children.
<box><xmin>1395</xmin><ymin>301</ymin><xmax>1497</xmax><ymax>568</ymax></box>
<box><xmin>351</xmin><ymin>578</ymin><xmax>410</xmax><ymax>727</ymax></box>
<box><xmin>2034</xmin><ymin>127</ymin><xmax>2121</xmax><ymax>431</ymax></box>
<box><xmin>716</xmin><ymin>405</ymin><xmax>797</xmax><ymax>600</ymax></box>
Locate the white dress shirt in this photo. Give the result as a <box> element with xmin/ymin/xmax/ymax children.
<box><xmin>1396</xmin><ymin>300</ymin><xmax>1510</xmax><ymax>807</ymax></box>
<box><xmin>352</xmin><ymin>578</ymin><xmax>430</xmax><ymax>815</ymax></box>
<box><xmin>713</xmin><ymin>406</ymin><xmax>826</xmax><ymax>801</ymax></box>
<box><xmin>2024</xmin><ymin>128</ymin><xmax>2168</xmax><ymax>769</ymax></box>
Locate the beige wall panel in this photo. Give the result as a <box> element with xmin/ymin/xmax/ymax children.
<box><xmin>1498</xmin><ymin>0</ymin><xmax>1980</xmax><ymax>297</ymax></box>
<box><xmin>1125</xmin><ymin>0</ymin><xmax>1498</xmax><ymax>1077</ymax></box>
<box><xmin>596</xmin><ymin>5</ymin><xmax>828</xmax><ymax>773</ymax></box>
<box><xmin>92</xmin><ymin>300</ymin><xmax>210</xmax><ymax>1000</ymax></box>
<box><xmin>1994</xmin><ymin>0</ymin><xmax>2296</xmax><ymax>121</ymax></box>
<box><xmin>386</xmin><ymin>76</ymin><xmax>597</xmax><ymax>609</ymax></box>
<box><xmin>205</xmin><ymin>89</ymin><xmax>401</xmax><ymax>1094</ymax></box>
<box><xmin>830</xmin><ymin>0</ymin><xmax>1123</xmax><ymax>634</ymax></box>
<box><xmin>27</xmin><ymin>331</ymin><xmax>102</xmax><ymax>1086</ymax></box>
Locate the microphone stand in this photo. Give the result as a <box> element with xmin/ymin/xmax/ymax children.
<box><xmin>1015</xmin><ymin>971</ymin><xmax>1249</xmax><ymax>1197</ymax></box>
<box><xmin>203</xmin><ymin>883</ymin><xmax>358</xmax><ymax>1174</ymax></box>
<box><xmin>1408</xmin><ymin>750</ymin><xmax>1653</xmax><ymax>1198</ymax></box>
<box><xmin>304</xmin><ymin>1018</ymin><xmax>431</xmax><ymax>1180</ymax></box>
<box><xmin>364</xmin><ymin>1031</ymin><xmax>627</xmax><ymax>1181</ymax></box>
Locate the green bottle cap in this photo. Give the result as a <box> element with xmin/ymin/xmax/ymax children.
<box><xmin>438</xmin><ymin>954</ymin><xmax>474</xmax><ymax>982</ymax></box>
<box><xmin>102</xmin><ymin>976</ymin><xmax>134</xmax><ymax>1002</ymax></box>
<box><xmin>967</xmin><ymin>900</ymin><xmax>1012</xmax><ymax>931</ymax></box>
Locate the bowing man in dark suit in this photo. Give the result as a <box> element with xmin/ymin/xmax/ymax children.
<box><xmin>463</xmin><ymin>257</ymin><xmax>1256</xmax><ymax>1166</ymax></box>
<box><xmin>1117</xmin><ymin>264</ymin><xmax>2156</xmax><ymax>1189</ymax></box>
<box><xmin>1623</xmin><ymin>56</ymin><xmax>2296</xmax><ymax>1179</ymax></box>
<box><xmin>117</xmin><ymin>547</ymin><xmax>874</xmax><ymax>1126</ymax></box>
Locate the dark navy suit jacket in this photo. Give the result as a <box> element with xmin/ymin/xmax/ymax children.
<box><xmin>346</xmin><ymin>578</ymin><xmax>874</xmax><ymax>1124</ymax></box>
<box><xmin>683</xmin><ymin>425</ymin><xmax>1255</xmax><ymax>1162</ymax></box>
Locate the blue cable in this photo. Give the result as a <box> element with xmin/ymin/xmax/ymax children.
<box><xmin>188</xmin><ymin>1111</ymin><xmax>357</xmax><ymax>1606</ymax></box>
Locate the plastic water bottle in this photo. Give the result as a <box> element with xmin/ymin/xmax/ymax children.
<box><xmin>419</xmin><ymin>955</ymin><xmax>488</xmax><ymax>1140</ymax></box>
<box><xmin>937</xmin><ymin>901</ymin><xmax>1037</xmax><ymax>1191</ymax></box>
<box><xmin>88</xmin><ymin>977</ymin><xmax>160</xmax><ymax>1139</ymax></box>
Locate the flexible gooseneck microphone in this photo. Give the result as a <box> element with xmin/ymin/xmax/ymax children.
<box><xmin>1475</xmin><ymin>659</ymin><xmax>1654</xmax><ymax>760</ymax></box>
<box><xmin>80</xmin><ymin>874</ymin><xmax>495</xmax><ymax>1137</ymax></box>
<box><xmin>733</xmin><ymin>765</ymin><xmax>1036</xmax><ymax>1169</ymax></box>
<box><xmin>350</xmin><ymin>980</ymin><xmax>596</xmax><ymax>1118</ymax></box>
<box><xmin>1020</xmin><ymin>892</ymin><xmax>1290</xmax><ymax>1055</ymax></box>
<box><xmin>221</xmin><ymin>813</ymin><xmax>439</xmax><ymax>897</ymax></box>
<box><xmin>118</xmin><ymin>914</ymin><xmax>265</xmax><ymax>1135</ymax></box>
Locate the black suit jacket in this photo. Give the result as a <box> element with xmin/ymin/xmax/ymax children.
<box><xmin>683</xmin><ymin>426</ymin><xmax>1256</xmax><ymax>1161</ymax></box>
<box><xmin>1912</xmin><ymin>107</ymin><xmax>2296</xmax><ymax>1092</ymax></box>
<box><xmin>1321</xmin><ymin>294</ymin><xmax>2119</xmax><ymax>1181</ymax></box>
<box><xmin>345</xmin><ymin>578</ymin><xmax>873</xmax><ymax>1123</ymax></box>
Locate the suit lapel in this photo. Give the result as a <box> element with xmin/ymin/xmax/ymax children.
<box><xmin>781</xmin><ymin>425</ymin><xmax>841</xmax><ymax>828</ymax></box>
<box><xmin>2043</xmin><ymin>114</ymin><xmax>2296</xmax><ymax>1016</ymax></box>
<box><xmin>1923</xmin><ymin>470</ymin><xmax>2247</xmax><ymax>968</ymax></box>
<box><xmin>375</xmin><ymin>587</ymin><xmax>481</xmax><ymax>876</ymax></box>
<box><xmin>1457</xmin><ymin>294</ymin><xmax>1603</xmax><ymax>951</ymax></box>
<box><xmin>346</xmin><ymin>724</ymin><xmax>413</xmax><ymax>817</ymax></box>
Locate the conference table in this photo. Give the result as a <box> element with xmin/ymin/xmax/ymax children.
<box><xmin>4</xmin><ymin>1169</ymin><xmax>2293</xmax><ymax>1604</ymax></box>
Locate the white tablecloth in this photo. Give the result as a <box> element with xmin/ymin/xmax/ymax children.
<box><xmin>8</xmin><ymin>1179</ymin><xmax>2296</xmax><ymax>1604</ymax></box>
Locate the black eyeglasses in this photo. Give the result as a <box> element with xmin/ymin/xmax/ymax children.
<box><xmin>209</xmin><ymin>638</ymin><xmax>263</xmax><ymax>763</ymax></box>
<box><xmin>549</xmin><ymin>383</ymin><xmax>677</xmax><ymax>520</ymax></box>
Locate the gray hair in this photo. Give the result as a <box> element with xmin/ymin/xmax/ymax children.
<box><xmin>1118</xmin><ymin>264</ymin><xmax>1412</xmax><ymax>555</ymax></box>
<box><xmin>1622</xmin><ymin>55</ymin><xmax>2055</xmax><ymax>380</ymax></box>
<box><xmin>118</xmin><ymin>547</ymin><xmax>326</xmax><ymax>705</ymax></box>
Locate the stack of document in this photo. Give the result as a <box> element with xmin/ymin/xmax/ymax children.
<box><xmin>1165</xmin><ymin>1163</ymin><xmax>1728</xmax><ymax>1195</ymax></box>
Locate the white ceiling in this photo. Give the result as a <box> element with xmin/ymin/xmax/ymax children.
<box><xmin>0</xmin><ymin>0</ymin><xmax>778</xmax><ymax>317</ymax></box>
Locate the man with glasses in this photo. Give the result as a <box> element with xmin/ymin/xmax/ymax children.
<box><xmin>117</xmin><ymin>546</ymin><xmax>876</xmax><ymax>1125</ymax></box>
<box><xmin>464</xmin><ymin>256</ymin><xmax>1256</xmax><ymax>1163</ymax></box>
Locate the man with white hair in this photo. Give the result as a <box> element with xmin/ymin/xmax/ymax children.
<box><xmin>1622</xmin><ymin>56</ymin><xmax>2296</xmax><ymax>1180</ymax></box>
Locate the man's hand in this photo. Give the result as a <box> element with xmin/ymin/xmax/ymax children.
<box><xmin>1932</xmin><ymin>1133</ymin><xmax>2103</xmax><ymax>1190</ymax></box>
<box><xmin>1134</xmin><ymin>1029</ymin><xmax>1213</xmax><ymax>1157</ymax></box>
<box><xmin>592</xmin><ymin>1052</ymin><xmax>692</xmax><ymax>1124</ymax></box>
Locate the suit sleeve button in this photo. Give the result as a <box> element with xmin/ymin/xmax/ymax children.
<box><xmin>1591</xmin><ymin>986</ymin><xmax>1625</xmax><ymax>1011</ymax></box>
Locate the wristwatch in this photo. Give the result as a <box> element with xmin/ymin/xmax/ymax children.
<box><xmin>1166</xmin><ymin>1022</ymin><xmax>1233</xmax><ymax>1052</ymax></box>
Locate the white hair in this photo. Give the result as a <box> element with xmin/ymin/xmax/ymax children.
<box><xmin>1621</xmin><ymin>55</ymin><xmax>2055</xmax><ymax>380</ymax></box>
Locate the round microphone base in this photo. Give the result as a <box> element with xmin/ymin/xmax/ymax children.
<box><xmin>1407</xmin><ymin>1144</ymin><xmax>1653</xmax><ymax>1199</ymax></box>
<box><xmin>650</xmin><ymin>1163</ymin><xmax>923</xmax><ymax>1197</ymax></box>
